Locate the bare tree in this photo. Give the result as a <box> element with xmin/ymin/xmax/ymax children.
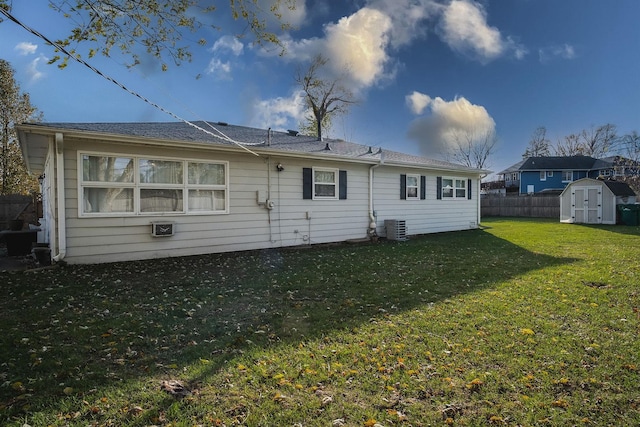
<box><xmin>619</xmin><ymin>131</ymin><xmax>639</xmax><ymax>162</ymax></box>
<box><xmin>581</xmin><ymin>124</ymin><xmax>617</xmax><ymax>157</ymax></box>
<box><xmin>554</xmin><ymin>133</ymin><xmax>584</xmax><ymax>156</ymax></box>
<box><xmin>295</xmin><ymin>55</ymin><xmax>357</xmax><ymax>141</ymax></box>
<box><xmin>447</xmin><ymin>129</ymin><xmax>498</xmax><ymax>170</ymax></box>
<box><xmin>617</xmin><ymin>130</ymin><xmax>640</xmax><ymax>195</ymax></box>
<box><xmin>522</xmin><ymin>126</ymin><xmax>551</xmax><ymax>158</ymax></box>
<box><xmin>553</xmin><ymin>124</ymin><xmax>618</xmax><ymax>157</ymax></box>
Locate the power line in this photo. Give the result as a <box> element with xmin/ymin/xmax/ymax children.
<box><xmin>0</xmin><ymin>6</ymin><xmax>259</xmax><ymax>156</ymax></box>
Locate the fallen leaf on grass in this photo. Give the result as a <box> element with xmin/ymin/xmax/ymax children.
<box><xmin>160</xmin><ymin>380</ymin><xmax>191</xmax><ymax>398</ymax></box>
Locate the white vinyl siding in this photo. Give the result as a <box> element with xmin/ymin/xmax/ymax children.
<box><xmin>375</xmin><ymin>169</ymin><xmax>478</xmax><ymax>236</ymax></box>
<box><xmin>62</xmin><ymin>140</ymin><xmax>370</xmax><ymax>263</ymax></box>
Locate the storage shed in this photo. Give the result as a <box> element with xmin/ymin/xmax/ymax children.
<box><xmin>560</xmin><ymin>178</ymin><xmax>637</xmax><ymax>224</ymax></box>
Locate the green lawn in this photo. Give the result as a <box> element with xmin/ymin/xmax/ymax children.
<box><xmin>1</xmin><ymin>218</ymin><xmax>639</xmax><ymax>426</ymax></box>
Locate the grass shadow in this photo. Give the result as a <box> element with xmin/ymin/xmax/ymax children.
<box><xmin>0</xmin><ymin>228</ymin><xmax>578</xmax><ymax>425</ymax></box>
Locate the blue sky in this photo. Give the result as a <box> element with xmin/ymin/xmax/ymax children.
<box><xmin>2</xmin><ymin>0</ymin><xmax>639</xmax><ymax>176</ymax></box>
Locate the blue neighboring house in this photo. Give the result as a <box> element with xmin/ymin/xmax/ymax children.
<box><xmin>499</xmin><ymin>155</ymin><xmax>640</xmax><ymax>195</ymax></box>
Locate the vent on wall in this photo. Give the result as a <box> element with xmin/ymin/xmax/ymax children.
<box><xmin>151</xmin><ymin>222</ymin><xmax>175</xmax><ymax>237</ymax></box>
<box><xmin>384</xmin><ymin>219</ymin><xmax>407</xmax><ymax>241</ymax></box>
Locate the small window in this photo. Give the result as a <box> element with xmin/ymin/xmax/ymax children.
<box><xmin>547</xmin><ymin>171</ymin><xmax>553</xmax><ymax>177</ymax></box>
<box><xmin>540</xmin><ymin>171</ymin><xmax>546</xmax><ymax>181</ymax></box>
<box><xmin>303</xmin><ymin>168</ymin><xmax>347</xmax><ymax>200</ymax></box>
<box><xmin>562</xmin><ymin>171</ymin><xmax>573</xmax><ymax>182</ymax></box>
<box><xmin>406</xmin><ymin>174</ymin><xmax>419</xmax><ymax>199</ymax></box>
<box><xmin>512</xmin><ymin>172</ymin><xmax>518</xmax><ymax>181</ymax></box>
<box><xmin>313</xmin><ymin>168</ymin><xmax>337</xmax><ymax>199</ymax></box>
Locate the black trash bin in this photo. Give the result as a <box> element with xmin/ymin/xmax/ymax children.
<box><xmin>3</xmin><ymin>230</ymin><xmax>38</xmax><ymax>256</ymax></box>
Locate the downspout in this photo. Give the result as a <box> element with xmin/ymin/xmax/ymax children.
<box><xmin>52</xmin><ymin>132</ymin><xmax>66</xmax><ymax>262</ymax></box>
<box><xmin>368</xmin><ymin>151</ymin><xmax>385</xmax><ymax>237</ymax></box>
<box><xmin>477</xmin><ymin>175</ymin><xmax>483</xmax><ymax>228</ymax></box>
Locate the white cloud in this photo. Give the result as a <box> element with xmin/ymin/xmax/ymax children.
<box><xmin>212</xmin><ymin>36</ymin><xmax>244</xmax><ymax>56</ymax></box>
<box><xmin>205</xmin><ymin>58</ymin><xmax>232</xmax><ymax>79</ymax></box>
<box><xmin>438</xmin><ymin>0</ymin><xmax>525</xmax><ymax>62</ymax></box>
<box><xmin>324</xmin><ymin>7</ymin><xmax>393</xmax><ymax>87</ymax></box>
<box><xmin>538</xmin><ymin>43</ymin><xmax>576</xmax><ymax>63</ymax></box>
<box><xmin>15</xmin><ymin>42</ymin><xmax>37</xmax><ymax>55</ymax></box>
<box><xmin>261</xmin><ymin>7</ymin><xmax>394</xmax><ymax>90</ymax></box>
<box><xmin>406</xmin><ymin>92</ymin><xmax>496</xmax><ymax>156</ymax></box>
<box><xmin>26</xmin><ymin>55</ymin><xmax>46</xmax><ymax>83</ymax></box>
<box><xmin>406</xmin><ymin>91</ymin><xmax>433</xmax><ymax>115</ymax></box>
<box><xmin>249</xmin><ymin>89</ymin><xmax>307</xmax><ymax>130</ymax></box>
<box><xmin>367</xmin><ymin>0</ymin><xmax>440</xmax><ymax>48</ymax></box>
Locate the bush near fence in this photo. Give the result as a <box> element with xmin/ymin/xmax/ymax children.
<box><xmin>481</xmin><ymin>194</ymin><xmax>560</xmax><ymax>218</ymax></box>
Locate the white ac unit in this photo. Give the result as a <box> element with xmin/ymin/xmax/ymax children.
<box><xmin>384</xmin><ymin>219</ymin><xmax>407</xmax><ymax>241</ymax></box>
<box><xmin>151</xmin><ymin>222</ymin><xmax>175</xmax><ymax>237</ymax></box>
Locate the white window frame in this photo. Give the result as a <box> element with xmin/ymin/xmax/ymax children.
<box><xmin>540</xmin><ymin>171</ymin><xmax>547</xmax><ymax>181</ymax></box>
<box><xmin>78</xmin><ymin>151</ymin><xmax>229</xmax><ymax>217</ymax></box>
<box><xmin>442</xmin><ymin>177</ymin><xmax>467</xmax><ymax>199</ymax></box>
<box><xmin>562</xmin><ymin>171</ymin><xmax>573</xmax><ymax>182</ymax></box>
<box><xmin>406</xmin><ymin>174</ymin><xmax>420</xmax><ymax>200</ymax></box>
<box><xmin>312</xmin><ymin>167</ymin><xmax>338</xmax><ymax>200</ymax></box>
<box><xmin>547</xmin><ymin>171</ymin><xmax>553</xmax><ymax>178</ymax></box>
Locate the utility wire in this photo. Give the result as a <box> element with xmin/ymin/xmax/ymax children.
<box><xmin>0</xmin><ymin>6</ymin><xmax>260</xmax><ymax>156</ymax></box>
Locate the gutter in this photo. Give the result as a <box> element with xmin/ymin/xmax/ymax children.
<box><xmin>52</xmin><ymin>132</ymin><xmax>66</xmax><ymax>262</ymax></box>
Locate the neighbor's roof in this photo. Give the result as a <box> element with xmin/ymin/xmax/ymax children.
<box><xmin>520</xmin><ymin>156</ymin><xmax>597</xmax><ymax>170</ymax></box>
<box><xmin>603</xmin><ymin>180</ymin><xmax>637</xmax><ymax>197</ymax></box>
<box><xmin>497</xmin><ymin>159</ymin><xmax>525</xmax><ymax>175</ymax></box>
<box><xmin>18</xmin><ymin>121</ymin><xmax>485</xmax><ymax>174</ymax></box>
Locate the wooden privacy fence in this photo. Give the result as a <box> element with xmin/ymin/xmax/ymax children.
<box><xmin>481</xmin><ymin>195</ymin><xmax>560</xmax><ymax>218</ymax></box>
<box><xmin>0</xmin><ymin>195</ymin><xmax>35</xmax><ymax>230</ymax></box>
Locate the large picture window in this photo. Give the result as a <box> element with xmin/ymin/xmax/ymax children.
<box><xmin>79</xmin><ymin>153</ymin><xmax>228</xmax><ymax>216</ymax></box>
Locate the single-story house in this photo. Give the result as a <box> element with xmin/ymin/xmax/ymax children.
<box><xmin>559</xmin><ymin>177</ymin><xmax>637</xmax><ymax>224</ymax></box>
<box><xmin>17</xmin><ymin>121</ymin><xmax>486</xmax><ymax>264</ymax></box>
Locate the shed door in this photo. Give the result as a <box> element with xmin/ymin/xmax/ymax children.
<box><xmin>571</xmin><ymin>186</ymin><xmax>602</xmax><ymax>224</ymax></box>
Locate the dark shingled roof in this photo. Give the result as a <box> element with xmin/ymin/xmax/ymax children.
<box><xmin>603</xmin><ymin>180</ymin><xmax>637</xmax><ymax>197</ymax></box>
<box><xmin>23</xmin><ymin>121</ymin><xmax>483</xmax><ymax>173</ymax></box>
<box><xmin>520</xmin><ymin>156</ymin><xmax>597</xmax><ymax>170</ymax></box>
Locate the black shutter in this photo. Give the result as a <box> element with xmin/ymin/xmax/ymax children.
<box><xmin>420</xmin><ymin>176</ymin><xmax>426</xmax><ymax>200</ymax></box>
<box><xmin>400</xmin><ymin>174</ymin><xmax>407</xmax><ymax>200</ymax></box>
<box><xmin>467</xmin><ymin>178</ymin><xmax>472</xmax><ymax>199</ymax></box>
<box><xmin>436</xmin><ymin>176</ymin><xmax>442</xmax><ymax>200</ymax></box>
<box><xmin>339</xmin><ymin>170</ymin><xmax>347</xmax><ymax>200</ymax></box>
<box><xmin>303</xmin><ymin>168</ymin><xmax>312</xmax><ymax>199</ymax></box>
